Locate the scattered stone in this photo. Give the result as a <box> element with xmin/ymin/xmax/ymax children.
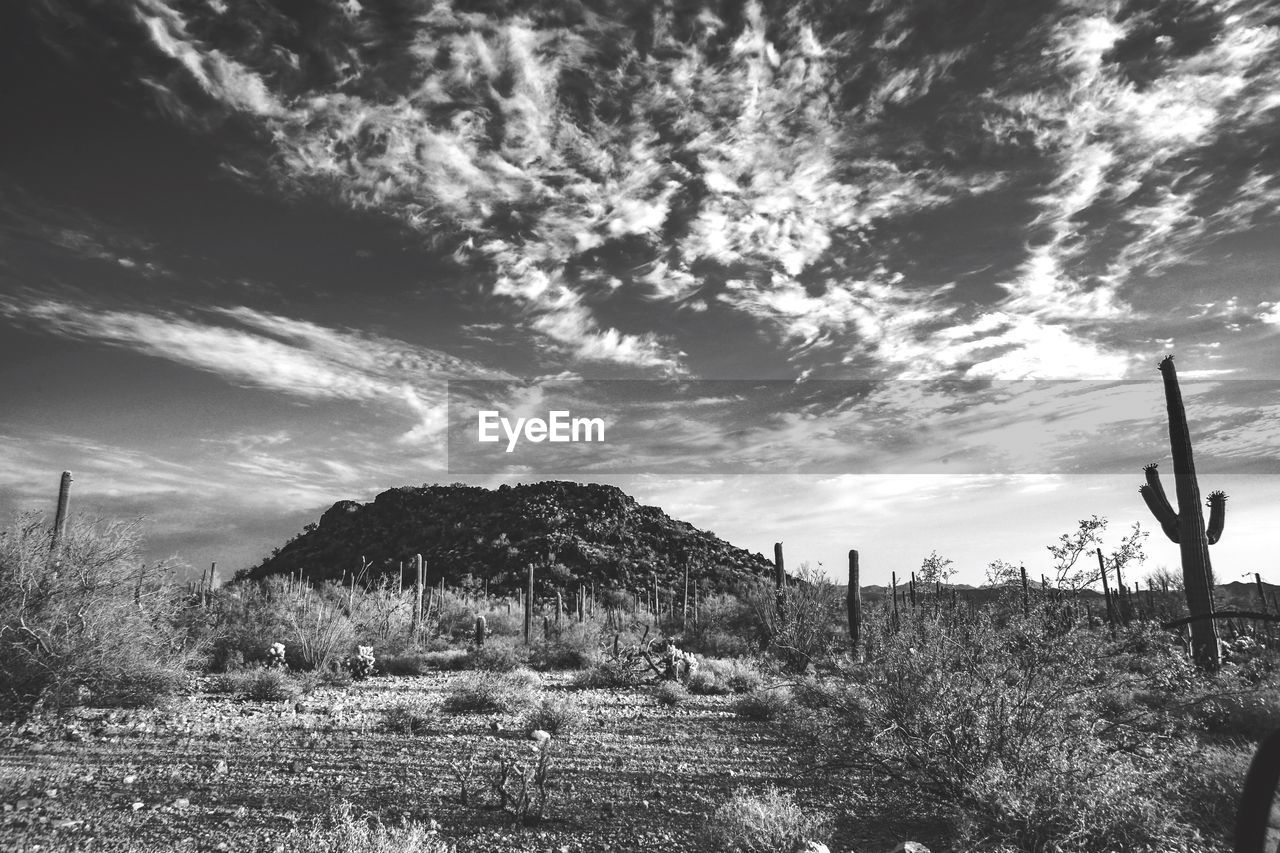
<box><xmin>796</xmin><ymin>843</ymin><xmax>830</xmax><ymax>853</ymax></box>
<box><xmin>130</xmin><ymin>802</ymin><xmax>144</xmax><ymax>811</ymax></box>
<box><xmin>529</xmin><ymin>729</ymin><xmax>551</xmax><ymax>748</ymax></box>
<box><xmin>213</xmin><ymin>759</ymin><xmax>228</xmax><ymax>775</ymax></box>
<box><xmin>122</xmin><ymin>774</ymin><xmax>137</xmax><ymax>785</ymax></box>
<box><xmin>173</xmin><ymin>798</ymin><xmax>191</xmax><ymax>809</ymax></box>
<box><xmin>51</xmin><ymin>819</ymin><xmax>81</xmax><ymax>829</ymax></box>
<box><xmin>888</xmin><ymin>844</ymin><xmax>931</xmax><ymax>853</ymax></box>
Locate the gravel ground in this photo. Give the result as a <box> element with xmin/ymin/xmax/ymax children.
<box><xmin>0</xmin><ymin>672</ymin><xmax>901</xmax><ymax>852</ymax></box>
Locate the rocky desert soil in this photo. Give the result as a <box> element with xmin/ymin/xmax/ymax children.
<box><xmin>0</xmin><ymin>672</ymin><xmax>903</xmax><ymax>853</ymax></box>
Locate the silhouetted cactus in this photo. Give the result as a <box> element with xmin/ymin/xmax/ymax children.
<box><xmin>1138</xmin><ymin>355</ymin><xmax>1222</xmax><ymax>669</ymax></box>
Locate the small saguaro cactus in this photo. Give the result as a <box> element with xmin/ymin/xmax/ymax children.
<box><xmin>1138</xmin><ymin>355</ymin><xmax>1223</xmax><ymax>670</ymax></box>
<box><xmin>475</xmin><ymin>614</ymin><xmax>487</xmax><ymax>648</ymax></box>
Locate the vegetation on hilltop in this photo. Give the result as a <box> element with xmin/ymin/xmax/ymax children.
<box><xmin>237</xmin><ymin>481</ymin><xmax>775</xmax><ymax>596</ymax></box>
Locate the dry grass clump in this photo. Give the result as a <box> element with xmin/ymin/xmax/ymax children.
<box><xmin>519</xmin><ymin>696</ymin><xmax>586</xmax><ymax>735</ymax></box>
<box><xmin>704</xmin><ymin>786</ymin><xmax>824</xmax><ymax>852</ymax></box>
<box><xmin>286</xmin><ymin>801</ymin><xmax>450</xmax><ymax>852</ymax></box>
<box><xmin>733</xmin><ymin>687</ymin><xmax>793</xmax><ymax>721</ymax></box>
<box><xmin>655</xmin><ymin>680</ymin><xmax>689</xmax><ymax>706</ymax></box>
<box><xmin>442</xmin><ymin>669</ymin><xmax>540</xmax><ymax>714</ymax></box>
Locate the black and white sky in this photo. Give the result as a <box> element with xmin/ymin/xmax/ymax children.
<box><xmin>2</xmin><ymin>0</ymin><xmax>1278</xmax><ymax>585</ymax></box>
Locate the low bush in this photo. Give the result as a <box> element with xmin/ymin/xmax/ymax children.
<box><xmin>655</xmin><ymin>681</ymin><xmax>688</xmax><ymax>707</ymax></box>
<box><xmin>569</xmin><ymin>658</ymin><xmax>645</xmax><ymax>689</ymax></box>
<box><xmin>89</xmin><ymin>662</ymin><xmax>189</xmax><ymax>709</ymax></box>
<box><xmin>786</xmin><ymin>604</ymin><xmax>1262</xmax><ymax>852</ymax></box>
<box><xmin>519</xmin><ymin>696</ymin><xmax>586</xmax><ymax>736</ymax></box>
<box><xmin>0</xmin><ymin>513</ymin><xmax>199</xmax><ymax>719</ymax></box>
<box><xmin>528</xmin><ymin>639</ymin><xmax>598</xmax><ymax>671</ymax></box>
<box><xmin>696</xmin><ymin>658</ymin><xmax>764</xmax><ymax>695</ymax></box>
<box><xmin>245</xmin><ymin>668</ymin><xmax>302</xmax><ymax>703</ymax></box>
<box><xmin>287</xmin><ymin>801</ymin><xmax>449</xmax><ymax>853</ymax></box>
<box><xmin>733</xmin><ymin>687</ymin><xmax>792</xmax><ymax>721</ymax></box>
<box><xmin>380</xmin><ymin>650</ymin><xmax>468</xmax><ymax>675</ymax></box>
<box><xmin>443</xmin><ymin>669</ymin><xmax>540</xmax><ymax>714</ymax></box>
<box><xmin>383</xmin><ymin>702</ymin><xmax>435</xmax><ymax>736</ymax></box>
<box><xmin>1197</xmin><ymin>686</ymin><xmax>1280</xmax><ymax>742</ymax></box>
<box><xmin>703</xmin><ymin>786</ymin><xmax>823</xmax><ymax>852</ymax></box>
<box><xmin>209</xmin><ymin>670</ymin><xmax>254</xmax><ymax>695</ymax></box>
<box><xmin>467</xmin><ymin>642</ymin><xmax>529</xmax><ymax>672</ymax></box>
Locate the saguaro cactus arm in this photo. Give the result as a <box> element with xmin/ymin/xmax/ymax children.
<box><xmin>1140</xmin><ymin>463</ymin><xmax>1180</xmax><ymax>543</ymax></box>
<box><xmin>1206</xmin><ymin>490</ymin><xmax>1226</xmax><ymax>545</ymax></box>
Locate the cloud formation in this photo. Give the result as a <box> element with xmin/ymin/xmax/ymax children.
<box><xmin>26</xmin><ymin>0</ymin><xmax>1276</xmax><ymax>380</ymax></box>
<box><xmin>0</xmin><ymin>293</ymin><xmax>504</xmax><ymax>442</ymax></box>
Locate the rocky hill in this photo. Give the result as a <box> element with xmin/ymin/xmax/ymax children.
<box><xmin>237</xmin><ymin>481</ymin><xmax>776</xmax><ymax>597</ymax></box>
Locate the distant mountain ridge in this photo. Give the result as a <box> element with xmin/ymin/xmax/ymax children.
<box><xmin>239</xmin><ymin>481</ymin><xmax>775</xmax><ymax>596</ymax></box>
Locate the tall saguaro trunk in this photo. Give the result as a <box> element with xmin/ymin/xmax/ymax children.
<box><xmin>847</xmin><ymin>550</ymin><xmax>862</xmax><ymax>660</ymax></box>
<box><xmin>1139</xmin><ymin>355</ymin><xmax>1223</xmax><ymax>669</ymax></box>
<box><xmin>411</xmin><ymin>553</ymin><xmax>424</xmax><ymax>640</ymax></box>
<box><xmin>49</xmin><ymin>471</ymin><xmax>73</xmax><ymax>562</ymax></box>
<box><xmin>1096</xmin><ymin>548</ymin><xmax>1115</xmax><ymax>626</ymax></box>
<box><xmin>524</xmin><ymin>564</ymin><xmax>534</xmax><ymax>645</ymax></box>
<box><xmin>772</xmin><ymin>542</ymin><xmax>785</xmax><ymax>643</ymax></box>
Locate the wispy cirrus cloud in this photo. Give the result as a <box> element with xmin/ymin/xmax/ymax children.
<box><xmin>0</xmin><ymin>293</ymin><xmax>505</xmax><ymax>442</ymax></box>
<box><xmin>15</xmin><ymin>0</ymin><xmax>1280</xmax><ymax>381</ymax></box>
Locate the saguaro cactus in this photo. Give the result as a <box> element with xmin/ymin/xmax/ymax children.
<box><xmin>49</xmin><ymin>471</ymin><xmax>72</xmax><ymax>561</ymax></box>
<box><xmin>524</xmin><ymin>563</ymin><xmax>534</xmax><ymax>645</ymax></box>
<box><xmin>847</xmin><ymin>550</ymin><xmax>862</xmax><ymax>659</ymax></box>
<box><xmin>1139</xmin><ymin>355</ymin><xmax>1223</xmax><ymax>669</ymax></box>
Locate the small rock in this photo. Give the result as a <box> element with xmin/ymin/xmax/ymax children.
<box><xmin>796</xmin><ymin>843</ymin><xmax>830</xmax><ymax>853</ymax></box>
<box><xmin>15</xmin><ymin>799</ymin><xmax>35</xmax><ymax>811</ymax></box>
<box><xmin>529</xmin><ymin>729</ymin><xmax>551</xmax><ymax>747</ymax></box>
<box><xmin>123</xmin><ymin>774</ymin><xmax>137</xmax><ymax>785</ymax></box>
<box><xmin>213</xmin><ymin>759</ymin><xmax>228</xmax><ymax>775</ymax></box>
<box><xmin>130</xmin><ymin>802</ymin><xmax>144</xmax><ymax>811</ymax></box>
<box><xmin>888</xmin><ymin>844</ymin><xmax>931</xmax><ymax>853</ymax></box>
<box><xmin>173</xmin><ymin>798</ymin><xmax>190</xmax><ymax>809</ymax></box>
<box><xmin>51</xmin><ymin>819</ymin><xmax>81</xmax><ymax>829</ymax></box>
<box><xmin>44</xmin><ymin>788</ymin><xmax>58</xmax><ymax>798</ymax></box>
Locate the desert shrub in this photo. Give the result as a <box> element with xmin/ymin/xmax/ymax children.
<box><xmin>697</xmin><ymin>658</ymin><xmax>765</xmax><ymax>694</ymax></box>
<box><xmin>381</xmin><ymin>649</ymin><xmax>469</xmax><ymax>675</ymax></box>
<box><xmin>383</xmin><ymin>702</ymin><xmax>435</xmax><ymax>736</ymax></box>
<box><xmin>733</xmin><ymin>687</ymin><xmax>792</xmax><ymax>721</ymax></box>
<box><xmin>655</xmin><ymin>680</ymin><xmax>688</xmax><ymax>706</ymax></box>
<box><xmin>89</xmin><ymin>662</ymin><xmax>190</xmax><ymax>709</ymax></box>
<box><xmin>683</xmin><ymin>592</ymin><xmax>760</xmax><ymax>658</ymax></box>
<box><xmin>435</xmin><ymin>591</ymin><xmax>481</xmax><ymax>641</ymax></box>
<box><xmin>211</xmin><ymin>579</ymin><xmax>358</xmax><ymax>673</ymax></box>
<box><xmin>1197</xmin><ymin>686</ymin><xmax>1280</xmax><ymax>742</ymax></box>
<box><xmin>348</xmin><ymin>578</ymin><xmax>412</xmax><ymax>652</ymax></box>
<box><xmin>704</xmin><ymin>786</ymin><xmax>823</xmax><ymax>853</ymax></box>
<box><xmin>569</xmin><ymin>657</ymin><xmax>644</xmax><ymax>689</ymax></box>
<box><xmin>529</xmin><ymin>623</ymin><xmax>600</xmax><ymax>670</ymax></box>
<box><xmin>519</xmin><ymin>696</ymin><xmax>586</xmax><ymax>735</ymax></box>
<box><xmin>287</xmin><ymin>801</ymin><xmax>449</xmax><ymax>853</ymax></box>
<box><xmin>788</xmin><ymin>604</ymin><xmax>1236</xmax><ymax>851</ymax></box>
<box><xmin>0</xmin><ymin>513</ymin><xmax>196</xmax><ymax>719</ymax></box>
<box><xmin>245</xmin><ymin>668</ymin><xmax>302</xmax><ymax>702</ymax></box>
<box><xmin>443</xmin><ymin>669</ymin><xmax>540</xmax><ymax>714</ymax></box>
<box><xmin>687</xmin><ymin>669</ymin><xmax>728</xmax><ymax>695</ymax></box>
<box><xmin>480</xmin><ymin>609</ymin><xmax>522</xmax><ymax>637</ymax></box>
<box><xmin>467</xmin><ymin>641</ymin><xmax>530</xmax><ymax>672</ymax></box>
<box><xmin>209</xmin><ymin>670</ymin><xmax>254</xmax><ymax>694</ymax></box>
<box><xmin>1161</xmin><ymin>741</ymin><xmax>1252</xmax><ymax>848</ymax></box>
<box><xmin>528</xmin><ymin>640</ymin><xmax>596</xmax><ymax>670</ymax></box>
<box><xmin>285</xmin><ymin>584</ymin><xmax>357</xmax><ymax>671</ymax></box>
